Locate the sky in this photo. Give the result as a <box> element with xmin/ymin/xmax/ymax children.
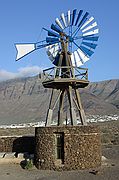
<box><xmin>0</xmin><ymin>0</ymin><xmax>119</xmax><ymax>82</ymax></box>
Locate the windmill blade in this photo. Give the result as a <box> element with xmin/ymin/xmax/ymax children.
<box><xmin>49</xmin><ymin>43</ymin><xmax>60</xmax><ymax>51</ymax></box>
<box><xmin>49</xmin><ymin>51</ymin><xmax>60</xmax><ymax>63</ymax></box>
<box><xmin>72</xmin><ymin>12</ymin><xmax>89</xmax><ymax>37</ymax></box>
<box><xmin>74</xmin><ymin>51</ymin><xmax>83</xmax><ymax>66</ymax></box>
<box><xmin>46</xmin><ymin>45</ymin><xmax>52</xmax><ymax>56</ymax></box>
<box><xmin>77</xmin><ymin>48</ymin><xmax>89</xmax><ymax>63</ymax></box>
<box><xmin>78</xmin><ymin>12</ymin><xmax>89</xmax><ymax>28</ymax></box>
<box><xmin>46</xmin><ymin>45</ymin><xmax>54</xmax><ymax>58</ymax></box>
<box><xmin>75</xmin><ymin>10</ymin><xmax>83</xmax><ymax>26</ymax></box>
<box><xmin>43</xmin><ymin>28</ymin><xmax>60</xmax><ymax>37</ymax></box>
<box><xmin>52</xmin><ymin>53</ymin><xmax>60</xmax><ymax>66</ymax></box>
<box><xmin>15</xmin><ymin>44</ymin><xmax>36</xmax><ymax>61</ymax></box>
<box><xmin>80</xmin><ymin>16</ymin><xmax>94</xmax><ymax>30</ymax></box>
<box><xmin>82</xmin><ymin>35</ymin><xmax>99</xmax><ymax>41</ymax></box>
<box><xmin>53</xmin><ymin>45</ymin><xmax>60</xmax><ymax>57</ymax></box>
<box><xmin>61</xmin><ymin>13</ymin><xmax>67</xmax><ymax>27</ymax></box>
<box><xmin>48</xmin><ymin>54</ymin><xmax>54</xmax><ymax>61</ymax></box>
<box><xmin>80</xmin><ymin>45</ymin><xmax>94</xmax><ymax>56</ymax></box>
<box><xmin>82</xmin><ymin>29</ymin><xmax>99</xmax><ymax>36</ymax></box>
<box><xmin>71</xmin><ymin>9</ymin><xmax>77</xmax><ymax>25</ymax></box>
<box><xmin>46</xmin><ymin>43</ymin><xmax>60</xmax><ymax>59</ymax></box>
<box><xmin>51</xmin><ymin>24</ymin><xmax>63</xmax><ymax>33</ymax></box>
<box><xmin>46</xmin><ymin>37</ymin><xmax>59</xmax><ymax>43</ymax></box>
<box><xmin>73</xmin><ymin>40</ymin><xmax>94</xmax><ymax>62</ymax></box>
<box><xmin>71</xmin><ymin>53</ymin><xmax>76</xmax><ymax>66</ymax></box>
<box><xmin>82</xmin><ymin>22</ymin><xmax>97</xmax><ymax>33</ymax></box>
<box><xmin>55</xmin><ymin>18</ymin><xmax>64</xmax><ymax>29</ymax></box>
<box><xmin>67</xmin><ymin>10</ymin><xmax>71</xmax><ymax>26</ymax></box>
<box><xmin>82</xmin><ymin>41</ymin><xmax>97</xmax><ymax>49</ymax></box>
<box><xmin>48</xmin><ymin>30</ymin><xmax>60</xmax><ymax>37</ymax></box>
<box><xmin>51</xmin><ymin>44</ymin><xmax>60</xmax><ymax>57</ymax></box>
<box><xmin>46</xmin><ymin>44</ymin><xmax>58</xmax><ymax>55</ymax></box>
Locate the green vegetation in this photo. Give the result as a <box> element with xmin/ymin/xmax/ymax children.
<box><xmin>24</xmin><ymin>159</ymin><xmax>34</xmax><ymax>170</ymax></box>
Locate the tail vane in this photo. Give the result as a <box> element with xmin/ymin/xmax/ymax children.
<box><xmin>15</xmin><ymin>44</ymin><xmax>36</xmax><ymax>61</ymax></box>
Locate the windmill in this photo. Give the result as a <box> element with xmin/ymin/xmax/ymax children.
<box><xmin>15</xmin><ymin>9</ymin><xmax>99</xmax><ymax>126</ymax></box>
<box><xmin>16</xmin><ymin>9</ymin><xmax>101</xmax><ymax>171</ymax></box>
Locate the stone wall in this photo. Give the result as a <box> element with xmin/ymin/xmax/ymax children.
<box><xmin>35</xmin><ymin>125</ymin><xmax>101</xmax><ymax>170</ymax></box>
<box><xmin>0</xmin><ymin>136</ymin><xmax>35</xmax><ymax>153</ymax></box>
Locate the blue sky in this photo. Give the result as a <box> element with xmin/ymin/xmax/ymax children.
<box><xmin>0</xmin><ymin>0</ymin><xmax>119</xmax><ymax>82</ymax></box>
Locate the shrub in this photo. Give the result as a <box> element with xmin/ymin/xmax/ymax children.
<box><xmin>24</xmin><ymin>159</ymin><xmax>33</xmax><ymax>170</ymax></box>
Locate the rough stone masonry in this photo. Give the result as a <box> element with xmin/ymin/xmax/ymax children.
<box><xmin>35</xmin><ymin>125</ymin><xmax>101</xmax><ymax>171</ymax></box>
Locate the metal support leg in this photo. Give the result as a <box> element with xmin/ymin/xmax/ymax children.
<box><xmin>67</xmin><ymin>86</ymin><xmax>77</xmax><ymax>126</ymax></box>
<box><xmin>74</xmin><ymin>89</ymin><xmax>87</xmax><ymax>125</ymax></box>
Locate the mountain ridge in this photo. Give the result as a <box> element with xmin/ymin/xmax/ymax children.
<box><xmin>0</xmin><ymin>76</ymin><xmax>118</xmax><ymax>125</ymax></box>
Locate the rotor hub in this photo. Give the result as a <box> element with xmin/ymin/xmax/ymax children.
<box><xmin>68</xmin><ymin>36</ymin><xmax>74</xmax><ymax>43</ymax></box>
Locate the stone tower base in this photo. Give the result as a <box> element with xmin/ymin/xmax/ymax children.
<box><xmin>35</xmin><ymin>125</ymin><xmax>101</xmax><ymax>171</ymax></box>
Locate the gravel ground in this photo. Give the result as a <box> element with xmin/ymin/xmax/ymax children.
<box><xmin>0</xmin><ymin>145</ymin><xmax>118</xmax><ymax>180</ymax></box>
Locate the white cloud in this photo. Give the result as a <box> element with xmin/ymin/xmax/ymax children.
<box><xmin>0</xmin><ymin>66</ymin><xmax>42</xmax><ymax>81</ymax></box>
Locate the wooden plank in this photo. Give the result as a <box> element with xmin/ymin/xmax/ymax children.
<box><xmin>74</xmin><ymin>89</ymin><xmax>87</xmax><ymax>125</ymax></box>
<box><xmin>67</xmin><ymin>86</ymin><xmax>77</xmax><ymax>125</ymax></box>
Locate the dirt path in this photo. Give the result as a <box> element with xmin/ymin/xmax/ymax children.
<box><xmin>0</xmin><ymin>163</ymin><xmax>118</xmax><ymax>180</ymax></box>
<box><xmin>0</xmin><ymin>145</ymin><xmax>118</xmax><ymax>180</ymax></box>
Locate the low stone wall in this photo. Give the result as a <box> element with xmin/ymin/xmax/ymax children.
<box><xmin>0</xmin><ymin>136</ymin><xmax>35</xmax><ymax>153</ymax></box>
<box><xmin>35</xmin><ymin>125</ymin><xmax>101</xmax><ymax>170</ymax></box>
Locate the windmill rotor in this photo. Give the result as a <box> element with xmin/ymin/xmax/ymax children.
<box><xmin>45</xmin><ymin>9</ymin><xmax>99</xmax><ymax>67</ymax></box>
